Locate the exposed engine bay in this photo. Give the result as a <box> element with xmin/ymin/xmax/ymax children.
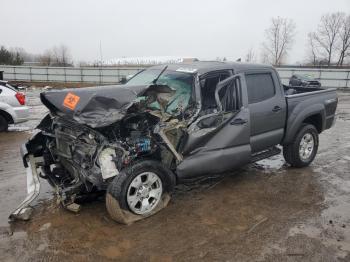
<box><xmin>27</xmin><ymin>87</ymin><xmax>188</xmax><ymax>210</ymax></box>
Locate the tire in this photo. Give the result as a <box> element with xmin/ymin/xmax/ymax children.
<box><xmin>106</xmin><ymin>160</ymin><xmax>176</xmax><ymax>224</ymax></box>
<box><xmin>0</xmin><ymin>115</ymin><xmax>9</xmax><ymax>132</ymax></box>
<box><xmin>283</xmin><ymin>124</ymin><xmax>319</xmax><ymax>168</ymax></box>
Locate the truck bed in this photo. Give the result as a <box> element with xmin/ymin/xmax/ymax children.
<box><xmin>282</xmin><ymin>85</ymin><xmax>338</xmax><ymax>144</ymax></box>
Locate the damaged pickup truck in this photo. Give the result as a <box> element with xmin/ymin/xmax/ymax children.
<box><xmin>10</xmin><ymin>62</ymin><xmax>338</xmax><ymax>224</ymax></box>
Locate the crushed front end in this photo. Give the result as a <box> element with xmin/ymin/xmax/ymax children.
<box><xmin>10</xmin><ymin>81</ymin><xmax>192</xmax><ymax>221</ymax></box>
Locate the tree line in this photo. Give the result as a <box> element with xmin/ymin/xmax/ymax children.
<box><xmin>0</xmin><ymin>46</ymin><xmax>24</xmax><ymax>65</ymax></box>
<box><xmin>0</xmin><ymin>44</ymin><xmax>73</xmax><ymax>67</ymax></box>
<box><xmin>246</xmin><ymin>12</ymin><xmax>350</xmax><ymax>66</ymax></box>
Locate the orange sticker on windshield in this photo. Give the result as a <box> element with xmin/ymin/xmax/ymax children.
<box><xmin>63</xmin><ymin>92</ymin><xmax>80</xmax><ymax>110</ymax></box>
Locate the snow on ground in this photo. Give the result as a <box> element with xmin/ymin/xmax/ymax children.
<box><xmin>102</xmin><ymin>56</ymin><xmax>197</xmax><ymax>66</ymax></box>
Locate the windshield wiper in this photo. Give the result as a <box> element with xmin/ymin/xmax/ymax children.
<box><xmin>152</xmin><ymin>66</ymin><xmax>168</xmax><ymax>85</ymax></box>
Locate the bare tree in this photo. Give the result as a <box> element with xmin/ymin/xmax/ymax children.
<box><xmin>52</xmin><ymin>45</ymin><xmax>72</xmax><ymax>66</ymax></box>
<box><xmin>260</xmin><ymin>49</ymin><xmax>270</xmax><ymax>64</ymax></box>
<box><xmin>39</xmin><ymin>49</ymin><xmax>53</xmax><ymax>66</ymax></box>
<box><xmin>337</xmin><ymin>15</ymin><xmax>350</xmax><ymax>66</ymax></box>
<box><xmin>306</xmin><ymin>32</ymin><xmax>319</xmax><ymax>66</ymax></box>
<box><xmin>9</xmin><ymin>47</ymin><xmax>30</xmax><ymax>62</ymax></box>
<box><xmin>60</xmin><ymin>45</ymin><xmax>71</xmax><ymax>66</ymax></box>
<box><xmin>262</xmin><ymin>17</ymin><xmax>296</xmax><ymax>65</ymax></box>
<box><xmin>78</xmin><ymin>61</ymin><xmax>89</xmax><ymax>67</ymax></box>
<box><xmin>312</xmin><ymin>13</ymin><xmax>344</xmax><ymax>66</ymax></box>
<box><xmin>52</xmin><ymin>46</ymin><xmax>59</xmax><ymax>65</ymax></box>
<box><xmin>245</xmin><ymin>48</ymin><xmax>255</xmax><ymax>62</ymax></box>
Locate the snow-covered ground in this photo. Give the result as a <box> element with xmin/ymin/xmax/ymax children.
<box><xmin>101</xmin><ymin>56</ymin><xmax>197</xmax><ymax>66</ymax></box>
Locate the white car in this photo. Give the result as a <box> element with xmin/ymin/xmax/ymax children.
<box><xmin>0</xmin><ymin>81</ymin><xmax>30</xmax><ymax>131</ymax></box>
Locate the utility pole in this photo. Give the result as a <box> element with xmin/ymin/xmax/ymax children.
<box><xmin>99</xmin><ymin>40</ymin><xmax>103</xmax><ymax>66</ymax></box>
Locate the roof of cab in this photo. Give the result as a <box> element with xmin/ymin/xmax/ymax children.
<box><xmin>148</xmin><ymin>61</ymin><xmax>273</xmax><ymax>75</ymax></box>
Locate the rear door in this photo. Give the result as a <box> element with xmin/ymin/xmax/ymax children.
<box><xmin>245</xmin><ymin>70</ymin><xmax>287</xmax><ymax>152</ymax></box>
<box><xmin>0</xmin><ymin>83</ymin><xmax>18</xmax><ymax>106</ymax></box>
<box><xmin>176</xmin><ymin>74</ymin><xmax>251</xmax><ymax>179</ymax></box>
<box><xmin>0</xmin><ymin>84</ymin><xmax>13</xmax><ymax>104</ymax></box>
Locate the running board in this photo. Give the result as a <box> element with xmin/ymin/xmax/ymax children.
<box><xmin>251</xmin><ymin>146</ymin><xmax>281</xmax><ymax>163</ymax></box>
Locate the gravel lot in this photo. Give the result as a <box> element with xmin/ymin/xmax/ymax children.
<box><xmin>0</xmin><ymin>89</ymin><xmax>350</xmax><ymax>261</ymax></box>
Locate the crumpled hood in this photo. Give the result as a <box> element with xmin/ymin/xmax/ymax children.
<box><xmin>40</xmin><ymin>84</ymin><xmax>149</xmax><ymax>128</ymax></box>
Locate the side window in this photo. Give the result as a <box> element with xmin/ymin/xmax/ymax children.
<box><xmin>245</xmin><ymin>73</ymin><xmax>275</xmax><ymax>104</ymax></box>
<box><xmin>217</xmin><ymin>80</ymin><xmax>239</xmax><ymax>112</ymax></box>
<box><xmin>200</xmin><ymin>72</ymin><xmax>230</xmax><ymax>111</ymax></box>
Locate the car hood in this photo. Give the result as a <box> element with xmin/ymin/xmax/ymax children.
<box><xmin>40</xmin><ymin>84</ymin><xmax>174</xmax><ymax>128</ymax></box>
<box><xmin>41</xmin><ymin>84</ymin><xmax>146</xmax><ymax>128</ymax></box>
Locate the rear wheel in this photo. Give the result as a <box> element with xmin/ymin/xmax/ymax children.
<box><xmin>0</xmin><ymin>115</ymin><xmax>9</xmax><ymax>132</ymax></box>
<box><xmin>283</xmin><ymin>124</ymin><xmax>319</xmax><ymax>167</ymax></box>
<box><xmin>106</xmin><ymin>160</ymin><xmax>176</xmax><ymax>224</ymax></box>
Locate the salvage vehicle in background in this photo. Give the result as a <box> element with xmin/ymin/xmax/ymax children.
<box><xmin>0</xmin><ymin>80</ymin><xmax>29</xmax><ymax>132</ymax></box>
<box><xmin>289</xmin><ymin>74</ymin><xmax>321</xmax><ymax>87</ymax></box>
<box><xmin>10</xmin><ymin>62</ymin><xmax>338</xmax><ymax>224</ymax></box>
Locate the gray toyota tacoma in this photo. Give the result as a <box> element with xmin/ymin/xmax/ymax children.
<box><xmin>10</xmin><ymin>62</ymin><xmax>338</xmax><ymax>224</ymax></box>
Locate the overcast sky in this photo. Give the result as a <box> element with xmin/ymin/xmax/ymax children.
<box><xmin>1</xmin><ymin>0</ymin><xmax>349</xmax><ymax>64</ymax></box>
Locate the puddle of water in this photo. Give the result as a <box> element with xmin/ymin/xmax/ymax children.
<box><xmin>255</xmin><ymin>155</ymin><xmax>285</xmax><ymax>171</ymax></box>
<box><xmin>286</xmin><ymin>119</ymin><xmax>350</xmax><ymax>258</ymax></box>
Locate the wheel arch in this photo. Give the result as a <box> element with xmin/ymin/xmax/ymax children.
<box><xmin>0</xmin><ymin>109</ymin><xmax>14</xmax><ymax>124</ymax></box>
<box><xmin>283</xmin><ymin>103</ymin><xmax>325</xmax><ymax>145</ymax></box>
<box><xmin>302</xmin><ymin>114</ymin><xmax>323</xmax><ymax>133</ymax></box>
<box><xmin>283</xmin><ymin>123</ymin><xmax>319</xmax><ymax>168</ymax></box>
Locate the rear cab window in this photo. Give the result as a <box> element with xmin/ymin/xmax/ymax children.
<box><xmin>245</xmin><ymin>73</ymin><xmax>275</xmax><ymax>104</ymax></box>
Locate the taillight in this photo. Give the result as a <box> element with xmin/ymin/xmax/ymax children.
<box><xmin>15</xmin><ymin>92</ymin><xmax>25</xmax><ymax>105</ymax></box>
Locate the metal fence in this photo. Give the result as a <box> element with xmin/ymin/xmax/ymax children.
<box><xmin>0</xmin><ymin>65</ymin><xmax>143</xmax><ymax>84</ymax></box>
<box><xmin>277</xmin><ymin>67</ymin><xmax>350</xmax><ymax>88</ymax></box>
<box><xmin>0</xmin><ymin>65</ymin><xmax>349</xmax><ymax>88</ymax></box>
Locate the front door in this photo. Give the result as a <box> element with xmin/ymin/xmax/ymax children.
<box><xmin>176</xmin><ymin>74</ymin><xmax>251</xmax><ymax>180</ymax></box>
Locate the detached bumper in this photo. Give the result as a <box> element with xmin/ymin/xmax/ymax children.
<box><xmin>9</xmin><ymin>145</ymin><xmax>42</xmax><ymax>221</ymax></box>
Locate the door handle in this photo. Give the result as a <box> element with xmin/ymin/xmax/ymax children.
<box><xmin>272</xmin><ymin>106</ymin><xmax>282</xmax><ymax>112</ymax></box>
<box><xmin>230</xmin><ymin>118</ymin><xmax>247</xmax><ymax>125</ymax></box>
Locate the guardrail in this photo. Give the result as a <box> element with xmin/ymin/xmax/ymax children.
<box><xmin>0</xmin><ymin>65</ymin><xmax>349</xmax><ymax>88</ymax></box>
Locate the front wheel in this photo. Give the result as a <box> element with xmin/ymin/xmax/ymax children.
<box><xmin>283</xmin><ymin>124</ymin><xmax>319</xmax><ymax>168</ymax></box>
<box><xmin>106</xmin><ymin>160</ymin><xmax>176</xmax><ymax>224</ymax></box>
